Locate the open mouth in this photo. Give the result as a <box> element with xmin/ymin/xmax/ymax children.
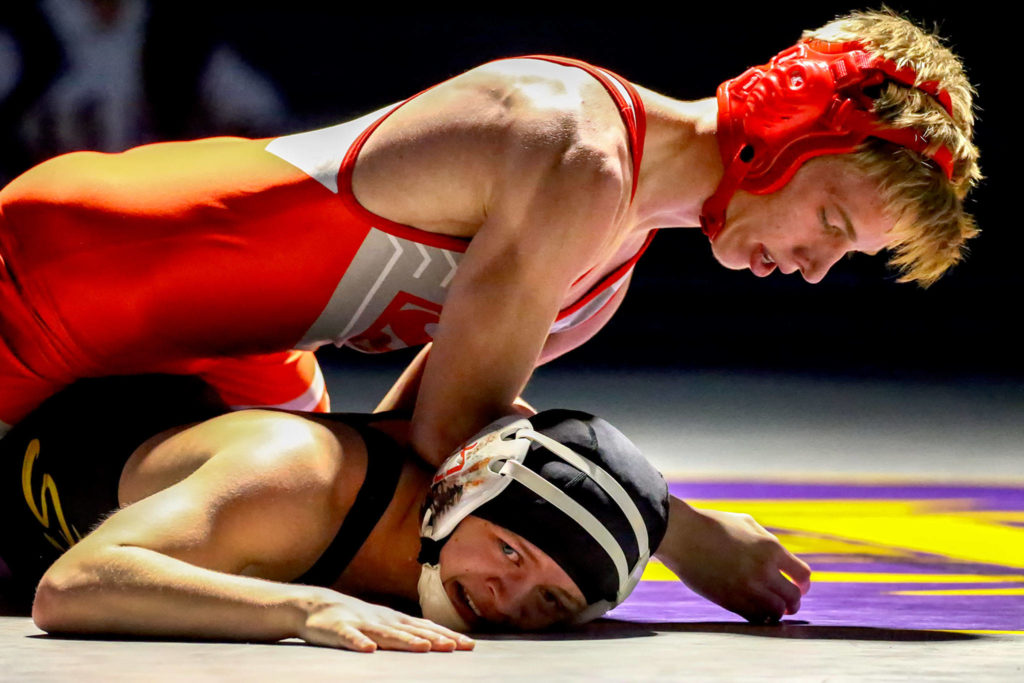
<box><xmin>750</xmin><ymin>244</ymin><xmax>776</xmax><ymax>277</ymax></box>
<box><xmin>453</xmin><ymin>581</ymin><xmax>484</xmax><ymax>624</ymax></box>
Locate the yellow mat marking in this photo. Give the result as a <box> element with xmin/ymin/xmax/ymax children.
<box><xmin>684</xmin><ymin>499</ymin><xmax>1024</xmax><ymax>569</ymax></box>
<box><xmin>891</xmin><ymin>588</ymin><xmax>1024</xmax><ymax>596</ymax></box>
<box><xmin>639</xmin><ymin>492</ymin><xmax>1024</xmax><ymax>635</ymax></box>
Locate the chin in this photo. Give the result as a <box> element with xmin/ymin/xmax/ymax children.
<box><xmin>709</xmin><ymin>238</ymin><xmax>747</xmax><ymax>272</ymax></box>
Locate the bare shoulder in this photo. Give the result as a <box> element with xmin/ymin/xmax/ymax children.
<box><xmin>89</xmin><ymin>410</ymin><xmax>373</xmax><ymax>581</ymax></box>
<box><xmin>418</xmin><ymin>57</ymin><xmax>632</xmax><ymax>186</ymax></box>
<box><xmin>120</xmin><ymin>410</ymin><xmax>365</xmax><ymax>507</ymax></box>
<box><xmin>352</xmin><ymin>57</ymin><xmax>634</xmax><ymax>235</ymax></box>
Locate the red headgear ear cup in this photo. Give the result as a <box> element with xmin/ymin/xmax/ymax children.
<box><xmin>700</xmin><ymin>39</ymin><xmax>955</xmax><ymax>241</ymax></box>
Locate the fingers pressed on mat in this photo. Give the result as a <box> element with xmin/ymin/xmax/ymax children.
<box><xmin>336</xmin><ymin>625</ymin><xmax>378</xmax><ymax>653</ymax></box>
<box><xmin>379</xmin><ymin>633</ymin><xmax>433</xmax><ymax>652</ymax></box>
<box><xmin>362</xmin><ymin>625</ymin><xmax>433</xmax><ymax>652</ymax></box>
<box><xmin>766</xmin><ymin>571</ymin><xmax>803</xmax><ymax>615</ymax></box>
<box><xmin>779</xmin><ymin>552</ymin><xmax>813</xmax><ymax>593</ymax></box>
<box><xmin>743</xmin><ymin>591</ymin><xmax>787</xmax><ymax>624</ymax></box>
<box><xmin>398</xmin><ymin>625</ymin><xmax>458</xmax><ymax>651</ymax></box>
<box><xmin>406</xmin><ymin>616</ymin><xmax>474</xmax><ymax>646</ymax></box>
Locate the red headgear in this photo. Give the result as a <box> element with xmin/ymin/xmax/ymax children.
<box><xmin>700</xmin><ymin>38</ymin><xmax>955</xmax><ymax>241</ymax></box>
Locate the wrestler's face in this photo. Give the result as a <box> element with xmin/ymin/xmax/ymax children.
<box><xmin>439</xmin><ymin>516</ymin><xmax>587</xmax><ymax>631</ymax></box>
<box><xmin>710</xmin><ymin>156</ymin><xmax>895</xmax><ymax>283</ymax></box>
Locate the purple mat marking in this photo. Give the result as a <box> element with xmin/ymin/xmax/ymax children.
<box><xmin>611</xmin><ymin>581</ymin><xmax>1024</xmax><ymax>632</ymax></box>
<box><xmin>806</xmin><ymin>558</ymin><xmax>1018</xmax><ymax>575</ymax></box>
<box><xmin>616</xmin><ymin>479</ymin><xmax>1024</xmax><ymax>632</ymax></box>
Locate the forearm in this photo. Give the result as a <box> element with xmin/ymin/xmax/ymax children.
<box><xmin>411</xmin><ymin>328</ymin><xmax>544</xmax><ymax>466</ymax></box>
<box><xmin>652</xmin><ymin>494</ymin><xmax>811</xmax><ymax>622</ymax></box>
<box><xmin>407</xmin><ymin>158</ymin><xmax>622</xmax><ymax>464</ymax></box>
<box><xmin>410</xmin><ymin>279</ymin><xmax>556</xmax><ymax>465</ymax></box>
<box><xmin>653</xmin><ymin>495</ymin><xmax>697</xmax><ymax>573</ymax></box>
<box><xmin>34</xmin><ymin>543</ymin><xmax>320</xmax><ymax>641</ymax></box>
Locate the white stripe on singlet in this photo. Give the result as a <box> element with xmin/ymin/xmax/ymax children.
<box><xmin>229</xmin><ymin>361</ymin><xmax>326</xmax><ymax>412</ymax></box>
<box><xmin>265</xmin><ymin>103</ymin><xmax>399</xmax><ymax>195</ymax></box>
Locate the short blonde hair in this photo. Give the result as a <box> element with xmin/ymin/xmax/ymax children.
<box><xmin>804</xmin><ymin>9</ymin><xmax>981</xmax><ymax>286</ymax></box>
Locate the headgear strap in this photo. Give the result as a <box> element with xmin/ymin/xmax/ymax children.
<box><xmin>700</xmin><ymin>38</ymin><xmax>956</xmax><ymax>241</ymax></box>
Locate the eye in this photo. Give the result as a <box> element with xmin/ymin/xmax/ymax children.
<box><xmin>819</xmin><ymin>208</ymin><xmax>844</xmax><ymax>238</ymax></box>
<box><xmin>500</xmin><ymin>540</ymin><xmax>521</xmax><ymax>563</ymax></box>
<box><xmin>538</xmin><ymin>589</ymin><xmax>570</xmax><ymax>621</ymax></box>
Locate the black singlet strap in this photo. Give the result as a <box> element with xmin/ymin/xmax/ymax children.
<box><xmin>295</xmin><ymin>423</ymin><xmax>404</xmax><ymax>586</ymax></box>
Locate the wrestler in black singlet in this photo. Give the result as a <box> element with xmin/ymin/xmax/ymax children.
<box><xmin>0</xmin><ymin>375</ymin><xmax>404</xmax><ymax>612</ymax></box>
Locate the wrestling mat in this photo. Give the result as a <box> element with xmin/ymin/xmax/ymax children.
<box><xmin>614</xmin><ymin>478</ymin><xmax>1024</xmax><ymax>636</ymax></box>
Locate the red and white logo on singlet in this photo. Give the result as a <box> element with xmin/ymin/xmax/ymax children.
<box><xmin>347</xmin><ymin>291</ymin><xmax>443</xmax><ymax>353</ymax></box>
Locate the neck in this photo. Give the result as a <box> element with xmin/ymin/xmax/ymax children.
<box><xmin>630</xmin><ymin>90</ymin><xmax>723</xmax><ymax>232</ymax></box>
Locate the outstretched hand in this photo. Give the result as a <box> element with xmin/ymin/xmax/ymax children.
<box><xmin>655</xmin><ymin>496</ymin><xmax>811</xmax><ymax>623</ymax></box>
<box><xmin>300</xmin><ymin>592</ymin><xmax>476</xmax><ymax>653</ymax></box>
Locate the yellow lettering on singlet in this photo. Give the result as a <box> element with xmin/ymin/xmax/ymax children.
<box><xmin>21</xmin><ymin>439</ymin><xmax>81</xmax><ymax>551</ymax></box>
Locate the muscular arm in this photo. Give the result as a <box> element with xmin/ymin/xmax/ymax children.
<box><xmin>344</xmin><ymin>59</ymin><xmax>636</xmax><ymax>467</ymax></box>
<box><xmin>410</xmin><ymin>155</ymin><xmax>626</xmax><ymax>466</ymax></box>
<box><xmin>32</xmin><ymin>412</ymin><xmax>469</xmax><ymax>652</ymax></box>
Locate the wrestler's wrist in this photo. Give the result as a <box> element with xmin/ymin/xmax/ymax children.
<box><xmin>653</xmin><ymin>495</ymin><xmax>699</xmax><ymax>570</ymax></box>
<box><xmin>287</xmin><ymin>585</ymin><xmax>339</xmax><ymax>638</ymax></box>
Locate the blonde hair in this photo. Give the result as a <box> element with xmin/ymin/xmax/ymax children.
<box><xmin>803</xmin><ymin>8</ymin><xmax>981</xmax><ymax>286</ymax></box>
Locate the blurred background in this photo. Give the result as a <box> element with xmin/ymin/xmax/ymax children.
<box><xmin>1</xmin><ymin>2</ymin><xmax>1019</xmax><ymax>474</ymax></box>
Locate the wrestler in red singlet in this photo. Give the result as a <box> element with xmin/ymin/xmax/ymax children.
<box><xmin>0</xmin><ymin>56</ymin><xmax>648</xmax><ymax>435</ymax></box>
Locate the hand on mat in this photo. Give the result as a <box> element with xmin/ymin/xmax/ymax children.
<box><xmin>299</xmin><ymin>593</ymin><xmax>475</xmax><ymax>653</ymax></box>
<box><xmin>656</xmin><ymin>498</ymin><xmax>811</xmax><ymax>623</ymax></box>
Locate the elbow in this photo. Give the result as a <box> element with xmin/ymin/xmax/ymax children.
<box><xmin>32</xmin><ymin>570</ymin><xmax>73</xmax><ymax>633</ymax></box>
<box><xmin>32</xmin><ymin>556</ymin><xmax>99</xmax><ymax>633</ymax></box>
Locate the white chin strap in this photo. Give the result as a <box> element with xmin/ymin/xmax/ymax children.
<box><xmin>417</xmin><ymin>563</ymin><xmax>471</xmax><ymax>633</ymax></box>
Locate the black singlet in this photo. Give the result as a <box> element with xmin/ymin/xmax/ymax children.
<box><xmin>294</xmin><ymin>413</ymin><xmax>404</xmax><ymax>586</ymax></box>
<box><xmin>0</xmin><ymin>376</ymin><xmax>404</xmax><ymax>609</ymax></box>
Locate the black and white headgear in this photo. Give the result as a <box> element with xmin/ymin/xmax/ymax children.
<box><xmin>418</xmin><ymin>409</ymin><xmax>669</xmax><ymax>629</ymax></box>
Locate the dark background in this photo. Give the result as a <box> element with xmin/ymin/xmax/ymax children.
<box><xmin>1</xmin><ymin>1</ymin><xmax>1016</xmax><ymax>381</ymax></box>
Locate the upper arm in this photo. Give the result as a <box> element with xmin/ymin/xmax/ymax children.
<box><xmin>71</xmin><ymin>412</ymin><xmax>349</xmax><ymax>581</ymax></box>
<box><xmin>457</xmin><ymin>145</ymin><xmax>626</xmax><ymax>315</ymax></box>
<box><xmin>432</xmin><ymin>60</ymin><xmax>634</xmax><ymax>330</ymax></box>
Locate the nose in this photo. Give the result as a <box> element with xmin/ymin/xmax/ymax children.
<box><xmin>795</xmin><ymin>241</ymin><xmax>845</xmax><ymax>284</ymax></box>
<box><xmin>486</xmin><ymin>572</ymin><xmax>532</xmax><ymax>620</ymax></box>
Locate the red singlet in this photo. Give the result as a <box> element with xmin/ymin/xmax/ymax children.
<box><xmin>0</xmin><ymin>56</ymin><xmax>650</xmax><ymax>433</ymax></box>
